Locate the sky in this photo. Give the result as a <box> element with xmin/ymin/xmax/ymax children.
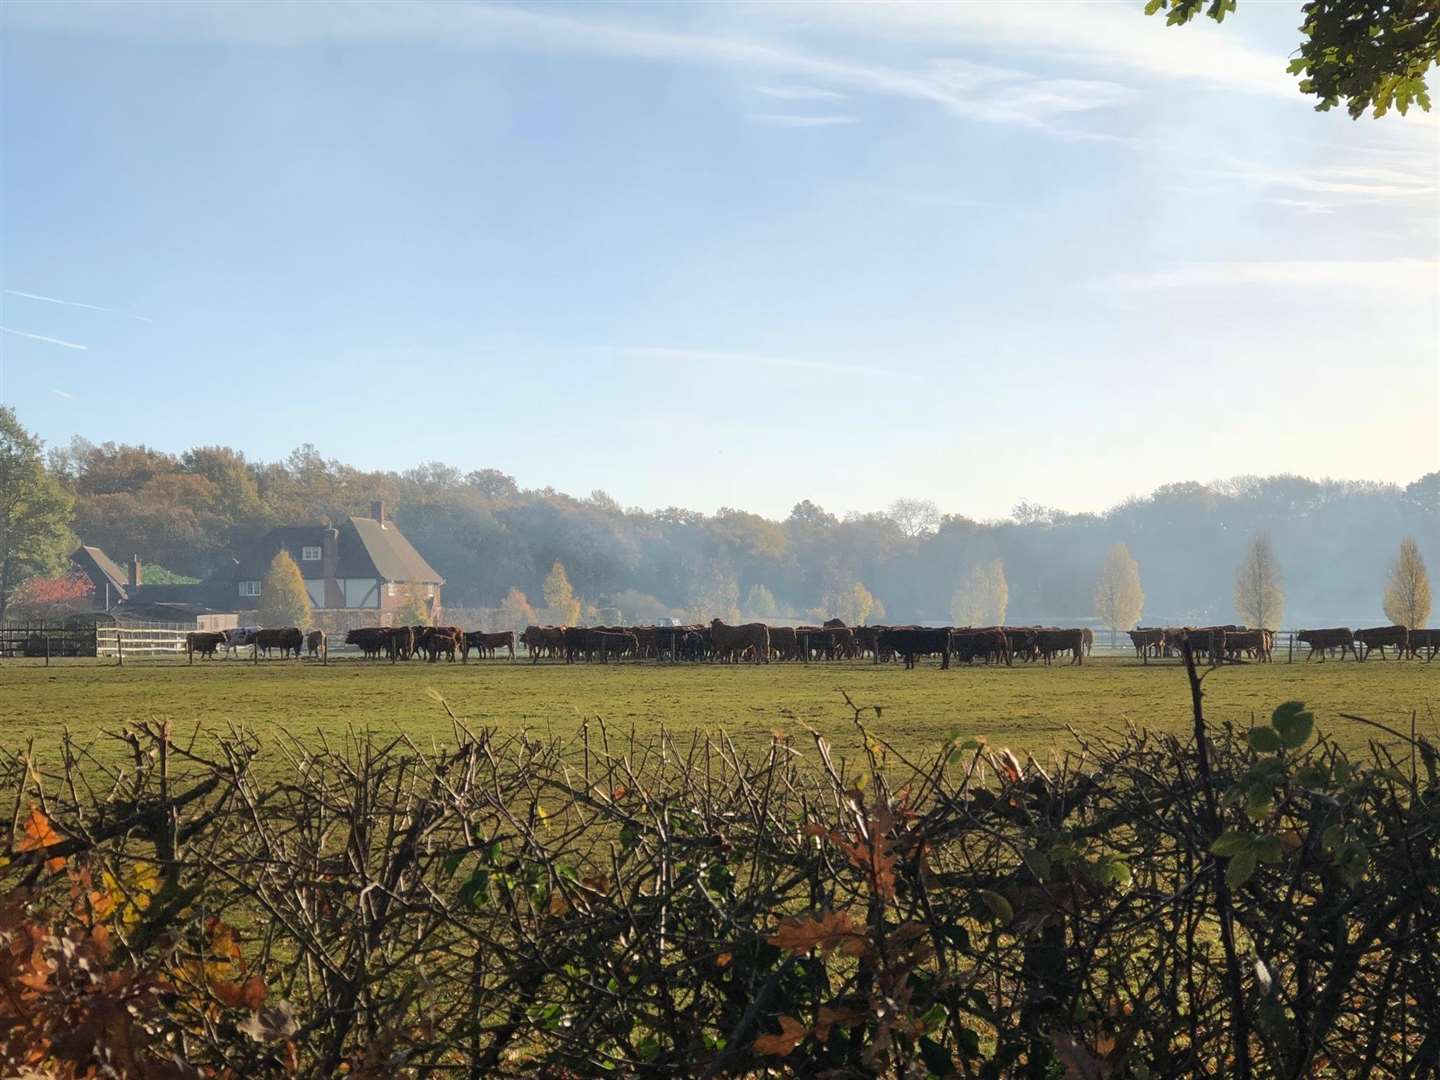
<box><xmin>1</xmin><ymin>0</ymin><xmax>1437</xmax><ymax>521</ymax></box>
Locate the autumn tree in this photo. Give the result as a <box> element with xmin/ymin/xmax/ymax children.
<box><xmin>396</xmin><ymin>584</ymin><xmax>431</xmax><ymax>627</ymax></box>
<box><xmin>744</xmin><ymin>584</ymin><xmax>779</xmax><ymax>620</ymax></box>
<box><xmin>1383</xmin><ymin>536</ymin><xmax>1431</xmax><ymax>629</ymax></box>
<box><xmin>6</xmin><ymin>570</ymin><xmax>94</xmax><ymax>620</ymax></box>
<box><xmin>952</xmin><ymin>559</ymin><xmax>1008</xmax><ymax>626</ymax></box>
<box><xmin>542</xmin><ymin>561</ymin><xmax>581</xmax><ymax>625</ymax></box>
<box><xmin>0</xmin><ymin>408</ymin><xmax>74</xmax><ymax>622</ymax></box>
<box><xmin>1093</xmin><ymin>543</ymin><xmax>1145</xmax><ymax>642</ymax></box>
<box><xmin>259</xmin><ymin>550</ymin><xmax>312</xmax><ymax>629</ymax></box>
<box><xmin>1235</xmin><ymin>532</ymin><xmax>1284</xmax><ymax>630</ymax></box>
<box><xmin>820</xmin><ymin>581</ymin><xmax>883</xmax><ymax>626</ymax></box>
<box><xmin>499</xmin><ymin>586</ymin><xmax>537</xmax><ymax>634</ymax></box>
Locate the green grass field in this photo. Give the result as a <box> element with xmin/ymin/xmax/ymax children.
<box><xmin>1</xmin><ymin>653</ymin><xmax>1435</xmax><ymax>770</ymax></box>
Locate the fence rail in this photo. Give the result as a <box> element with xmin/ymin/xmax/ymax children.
<box><xmin>97</xmin><ymin>627</ymin><xmax>190</xmax><ymax>659</ymax></box>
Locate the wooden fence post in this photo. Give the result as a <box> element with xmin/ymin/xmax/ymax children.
<box><xmin>45</xmin><ymin>634</ymin><xmax>50</xmax><ymax>667</ymax></box>
<box><xmin>117</xmin><ymin>631</ymin><xmax>124</xmax><ymax>667</ymax></box>
<box><xmin>1288</xmin><ymin>632</ymin><xmax>1294</xmax><ymax>663</ymax></box>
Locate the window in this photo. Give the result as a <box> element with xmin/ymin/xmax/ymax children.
<box><xmin>387</xmin><ymin>583</ymin><xmax>396</xmax><ymax>597</ymax></box>
<box><xmin>239</xmin><ymin>581</ymin><xmax>261</xmax><ymax>597</ymax></box>
<box><xmin>426</xmin><ymin>585</ymin><xmax>435</xmax><ymax>598</ymax></box>
<box><xmin>301</xmin><ymin>546</ymin><xmax>322</xmax><ymax>562</ymax></box>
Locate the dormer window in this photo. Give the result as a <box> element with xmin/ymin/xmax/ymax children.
<box><xmin>239</xmin><ymin>581</ymin><xmax>261</xmax><ymax>597</ymax></box>
<box><xmin>302</xmin><ymin>546</ymin><xmax>322</xmax><ymax>562</ymax></box>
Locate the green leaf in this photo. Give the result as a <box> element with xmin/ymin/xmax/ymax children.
<box><xmin>919</xmin><ymin>1035</ymin><xmax>955</xmax><ymax>1077</ymax></box>
<box><xmin>919</xmin><ymin>1003</ymin><xmax>947</xmax><ymax>1031</ymax></box>
<box><xmin>1226</xmin><ymin>849</ymin><xmax>1258</xmax><ymax>890</ymax></box>
<box><xmin>1022</xmin><ymin>849</ymin><xmax>1051</xmax><ymax>881</ymax></box>
<box><xmin>1245</xmin><ymin>783</ymin><xmax>1274</xmax><ymax>821</ymax></box>
<box><xmin>1271</xmin><ymin>702</ymin><xmax>1314</xmax><ymax>749</ymax></box>
<box><xmin>1211</xmin><ymin>830</ymin><xmax>1253</xmax><ymax>857</ymax></box>
<box><xmin>1248</xmin><ymin>726</ymin><xmax>1282</xmax><ymax>753</ymax></box>
<box><xmin>1253</xmin><ymin>835</ymin><xmax>1285</xmax><ymax>864</ymax></box>
<box><xmin>979</xmin><ymin>889</ymin><xmax>1013</xmax><ymax>924</ymax></box>
<box><xmin>441</xmin><ymin>850</ymin><xmax>466</xmax><ymax>878</ymax></box>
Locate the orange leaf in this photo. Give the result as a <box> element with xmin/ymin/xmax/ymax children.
<box><xmin>814</xmin><ymin>1005</ymin><xmax>866</xmax><ymax>1042</ymax></box>
<box><xmin>18</xmin><ymin>807</ymin><xmax>65</xmax><ymax>873</ymax></box>
<box><xmin>754</xmin><ymin>1015</ymin><xmax>807</xmax><ymax>1056</ymax></box>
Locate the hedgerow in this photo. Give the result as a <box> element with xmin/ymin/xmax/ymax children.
<box><xmin>2</xmin><ymin>647</ymin><xmax>1436</xmax><ymax>1077</ymax></box>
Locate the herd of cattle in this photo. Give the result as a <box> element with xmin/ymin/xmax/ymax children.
<box><xmin>183</xmin><ymin>618</ymin><xmax>1439</xmax><ymax>666</ymax></box>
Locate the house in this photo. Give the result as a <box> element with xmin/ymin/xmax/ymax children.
<box><xmin>227</xmin><ymin>501</ymin><xmax>444</xmax><ymax>617</ymax></box>
<box><xmin>72</xmin><ymin>501</ymin><xmax>444</xmax><ymax>625</ymax></box>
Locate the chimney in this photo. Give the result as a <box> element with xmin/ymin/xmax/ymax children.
<box><xmin>129</xmin><ymin>555</ymin><xmax>142</xmax><ymax>589</ymax></box>
<box><xmin>371</xmin><ymin>500</ymin><xmax>386</xmax><ymax>527</ymax></box>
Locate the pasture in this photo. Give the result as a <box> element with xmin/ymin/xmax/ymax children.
<box><xmin>0</xmin><ymin>654</ymin><xmax>1435</xmax><ymax>769</ymax></box>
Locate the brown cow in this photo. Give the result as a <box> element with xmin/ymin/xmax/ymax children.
<box><xmin>254</xmin><ymin>627</ymin><xmax>303</xmax><ymax>658</ymax></box>
<box><xmin>346</xmin><ymin>627</ymin><xmax>386</xmax><ymax>659</ymax></box>
<box><xmin>1356</xmin><ymin>625</ymin><xmax>1408</xmax><ymax>661</ymax></box>
<box><xmin>768</xmin><ymin>626</ymin><xmax>800</xmax><ymax>661</ymax></box>
<box><xmin>463</xmin><ymin>630</ymin><xmax>515</xmax><ymax>661</ymax></box>
<box><xmin>710</xmin><ymin>619</ymin><xmax>770</xmax><ymax>664</ymax></box>
<box><xmin>1036</xmin><ymin>628</ymin><xmax>1084</xmax><ymax>665</ymax></box>
<box><xmin>1128</xmin><ymin>628</ymin><xmax>1165</xmax><ymax>662</ymax></box>
<box><xmin>305</xmin><ymin>630</ymin><xmax>325</xmax><ymax>658</ymax></box>
<box><xmin>950</xmin><ymin>628</ymin><xmax>1011</xmax><ymax>666</ymax></box>
<box><xmin>522</xmin><ymin>625</ymin><xmax>566</xmax><ymax>663</ymax></box>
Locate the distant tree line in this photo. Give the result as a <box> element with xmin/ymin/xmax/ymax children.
<box><xmin>1</xmin><ymin>410</ymin><xmax>1436</xmax><ymax>627</ymax></box>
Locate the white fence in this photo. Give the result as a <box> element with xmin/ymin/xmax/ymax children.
<box><xmin>97</xmin><ymin>626</ymin><xmax>190</xmax><ymax>659</ymax></box>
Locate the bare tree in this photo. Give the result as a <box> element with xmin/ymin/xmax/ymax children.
<box><xmin>1094</xmin><ymin>543</ymin><xmax>1144</xmax><ymax>642</ymax></box>
<box><xmin>1383</xmin><ymin>536</ymin><xmax>1431</xmax><ymax>628</ymax></box>
<box><xmin>887</xmin><ymin>497</ymin><xmax>940</xmax><ymax>539</ymax></box>
<box><xmin>1234</xmin><ymin>532</ymin><xmax>1284</xmax><ymax>630</ymax></box>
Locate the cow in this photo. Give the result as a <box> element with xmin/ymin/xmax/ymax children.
<box><xmin>950</xmin><ymin>628</ymin><xmax>1011</xmax><ymax>666</ymax></box>
<box><xmin>877</xmin><ymin>627</ymin><xmax>951</xmax><ymax>670</ymax></box>
<box><xmin>1081</xmin><ymin>628</ymin><xmax>1094</xmax><ymax>657</ymax></box>
<box><xmin>1296</xmin><ymin>628</ymin><xmax>1358</xmax><ymax>662</ymax></box>
<box><xmin>1407</xmin><ymin>628</ymin><xmax>1438</xmax><ymax>661</ymax></box>
<box><xmin>306</xmin><ymin>629</ymin><xmax>325</xmax><ymax>659</ymax></box>
<box><xmin>346</xmin><ymin>627</ymin><xmax>388</xmax><ymax>659</ymax></box>
<box><xmin>768</xmin><ymin>626</ymin><xmax>800</xmax><ymax>662</ymax></box>
<box><xmin>584</xmin><ymin>629</ymin><xmax>638</xmax><ymax>663</ymax></box>
<box><xmin>428</xmin><ymin>626</ymin><xmax>463</xmax><ymax>662</ymax></box>
<box><xmin>521</xmin><ymin>625</ymin><xmax>566</xmax><ymax>663</ymax></box>
<box><xmin>463</xmin><ymin>630</ymin><xmax>516</xmax><ymax>661</ymax></box>
<box><xmin>1036</xmin><ymin>628</ymin><xmax>1084</xmax><ymax>666</ymax></box>
<box><xmin>852</xmin><ymin>625</ymin><xmax>881</xmax><ymax>660</ymax></box>
<box><xmin>1128</xmin><ymin>628</ymin><xmax>1165</xmax><ymax>662</ymax></box>
<box><xmin>253</xmin><ymin>627</ymin><xmax>303</xmax><ymax>658</ymax></box>
<box><xmin>1301</xmin><ymin>630</ymin><xmax>1353</xmax><ymax>665</ymax></box>
<box><xmin>709</xmin><ymin>619</ymin><xmax>770</xmax><ymax>664</ymax></box>
<box><xmin>1356</xmin><ymin>625</ymin><xmax>1408</xmax><ymax>661</ymax></box>
<box><xmin>222</xmin><ymin>626</ymin><xmax>259</xmax><ymax>658</ymax></box>
<box><xmin>186</xmin><ymin>631</ymin><xmax>226</xmax><ymax>660</ymax></box>
<box><xmin>1222</xmin><ymin>629</ymin><xmax>1271</xmax><ymax>663</ymax></box>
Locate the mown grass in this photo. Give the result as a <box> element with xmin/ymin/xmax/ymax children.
<box><xmin>1</xmin><ymin>653</ymin><xmax>1435</xmax><ymax>770</ymax></box>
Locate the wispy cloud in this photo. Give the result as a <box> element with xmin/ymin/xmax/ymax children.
<box><xmin>4</xmin><ymin>288</ymin><xmax>152</xmax><ymax>322</ymax></box>
<box><xmin>758</xmin><ymin>85</ymin><xmax>847</xmax><ymax>101</ymax></box>
<box><xmin>750</xmin><ymin>113</ymin><xmax>857</xmax><ymax>127</ymax></box>
<box><xmin>0</xmin><ymin>326</ymin><xmax>89</xmax><ymax>350</ymax></box>
<box><xmin>50</xmin><ymin>388</ymin><xmax>75</xmax><ymax>400</ymax></box>
<box><xmin>1210</xmin><ymin>158</ymin><xmax>1437</xmax><ymax>203</ymax></box>
<box><xmin>1099</xmin><ymin>259</ymin><xmax>1440</xmax><ymax>292</ymax></box>
<box><xmin>606</xmin><ymin>345</ymin><xmax>891</xmax><ymax>378</ymax></box>
<box><xmin>6</xmin><ymin>2</ymin><xmax>1131</xmax><ymax>136</ymax></box>
<box><xmin>1263</xmin><ymin>198</ymin><xmax>1336</xmax><ymax>215</ymax></box>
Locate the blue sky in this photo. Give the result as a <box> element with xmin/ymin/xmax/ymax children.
<box><xmin>2</xmin><ymin>1</ymin><xmax>1436</xmax><ymax>520</ymax></box>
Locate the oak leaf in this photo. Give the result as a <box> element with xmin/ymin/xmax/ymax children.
<box><xmin>754</xmin><ymin>1015</ymin><xmax>806</xmax><ymax>1056</ymax></box>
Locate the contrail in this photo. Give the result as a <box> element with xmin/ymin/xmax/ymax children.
<box><xmin>4</xmin><ymin>289</ymin><xmax>152</xmax><ymax>322</ymax></box>
<box><xmin>51</xmin><ymin>388</ymin><xmax>75</xmax><ymax>400</ymax></box>
<box><xmin>0</xmin><ymin>326</ymin><xmax>89</xmax><ymax>350</ymax></box>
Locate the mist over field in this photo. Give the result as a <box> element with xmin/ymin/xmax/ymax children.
<box><xmin>45</xmin><ymin>437</ymin><xmax>1439</xmax><ymax>628</ymax></box>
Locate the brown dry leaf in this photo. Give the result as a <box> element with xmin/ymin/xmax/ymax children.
<box><xmin>768</xmin><ymin>910</ymin><xmax>859</xmax><ymax>955</ymax></box>
<box><xmin>579</xmin><ymin>874</ymin><xmax>611</xmax><ymax>896</ymax></box>
<box><xmin>814</xmin><ymin>1005</ymin><xmax>866</xmax><ymax>1043</ymax></box>
<box><xmin>715</xmin><ymin>952</ymin><xmax>732</xmax><ymax>968</ymax></box>
<box><xmin>754</xmin><ymin>1015</ymin><xmax>807</xmax><ymax>1056</ymax></box>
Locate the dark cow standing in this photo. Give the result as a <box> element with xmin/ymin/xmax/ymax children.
<box><xmin>186</xmin><ymin>631</ymin><xmax>226</xmax><ymax>660</ymax></box>
<box><xmin>1297</xmin><ymin>628</ymin><xmax>1358</xmax><ymax>662</ymax></box>
<box><xmin>463</xmin><ymin>630</ymin><xmax>516</xmax><ymax>661</ymax></box>
<box><xmin>305</xmin><ymin>630</ymin><xmax>325</xmax><ymax>658</ymax></box>
<box><xmin>1036</xmin><ymin>628</ymin><xmax>1085</xmax><ymax>666</ymax></box>
<box><xmin>1406</xmin><ymin>628</ymin><xmax>1438</xmax><ymax>661</ymax></box>
<box><xmin>877</xmin><ymin>627</ymin><xmax>951</xmax><ymax>670</ymax></box>
<box><xmin>346</xmin><ymin>627</ymin><xmax>388</xmax><ymax>659</ymax></box>
<box><xmin>710</xmin><ymin>619</ymin><xmax>770</xmax><ymax>664</ymax></box>
<box><xmin>253</xmin><ymin>627</ymin><xmax>303</xmax><ymax>658</ymax></box>
<box><xmin>1356</xmin><ymin>625</ymin><xmax>1408</xmax><ymax>661</ymax></box>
